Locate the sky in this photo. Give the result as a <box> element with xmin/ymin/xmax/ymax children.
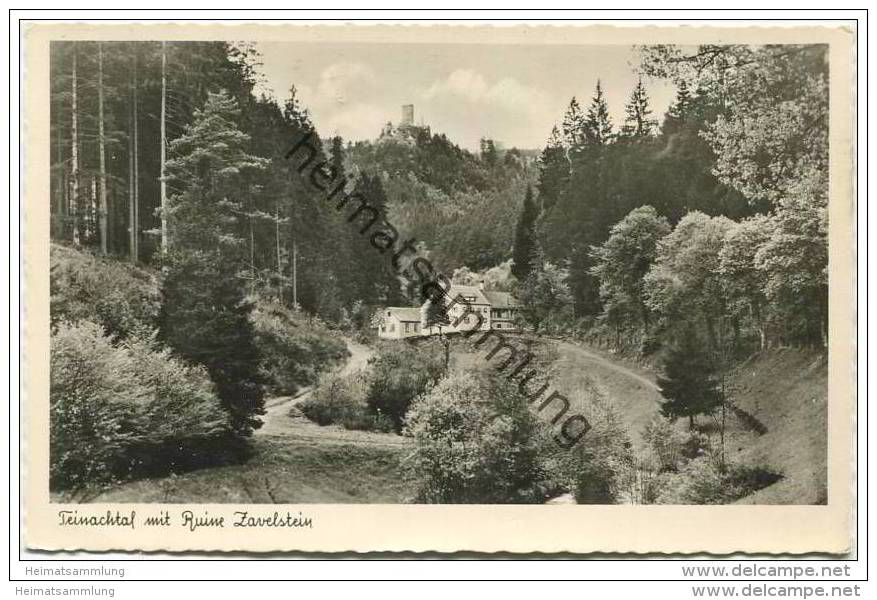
<box><xmin>255</xmin><ymin>42</ymin><xmax>676</xmax><ymax>151</ymax></box>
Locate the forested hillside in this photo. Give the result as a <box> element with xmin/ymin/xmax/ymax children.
<box><xmin>48</xmin><ymin>40</ymin><xmax>829</xmax><ymax>504</ymax></box>
<box><xmin>510</xmin><ymin>45</ymin><xmax>828</xmax><ymax>357</ymax></box>
<box><xmin>50</xmin><ymin>41</ymin><xmax>400</xmax><ymax>322</ymax></box>
<box><xmin>346</xmin><ymin>127</ymin><xmax>536</xmax><ymax>273</ymax></box>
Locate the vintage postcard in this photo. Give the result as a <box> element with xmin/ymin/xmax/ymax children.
<box><xmin>21</xmin><ymin>21</ymin><xmax>856</xmax><ymax>554</ymax></box>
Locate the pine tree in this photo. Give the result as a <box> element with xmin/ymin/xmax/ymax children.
<box><xmin>662</xmin><ymin>79</ymin><xmax>693</xmax><ymax>136</ymax></box>
<box><xmin>621</xmin><ymin>78</ymin><xmax>656</xmax><ymax>140</ymax></box>
<box><xmin>512</xmin><ymin>185</ymin><xmax>539</xmax><ymax>281</ymax></box>
<box><xmin>561</xmin><ymin>97</ymin><xmax>586</xmax><ymax>149</ymax></box>
<box><xmin>584</xmin><ymin>80</ymin><xmax>614</xmax><ymax>146</ymax></box>
<box><xmin>656</xmin><ymin>329</ymin><xmax>722</xmax><ymax>430</ymax></box>
<box><xmin>160</xmin><ymin>90</ymin><xmax>268</xmax><ymax>436</ymax></box>
<box><xmin>164</xmin><ymin>90</ymin><xmax>267</xmax><ymax>257</ymax></box>
<box><xmin>330</xmin><ymin>135</ymin><xmax>345</xmax><ymax>176</ymax></box>
<box><xmin>536</xmin><ymin>126</ymin><xmax>570</xmax><ymax>214</ymax></box>
<box><xmin>159</xmin><ymin>251</ymin><xmax>265</xmax><ymax>436</ymax></box>
<box><xmin>347</xmin><ymin>173</ymin><xmax>399</xmax><ymax>306</ymax></box>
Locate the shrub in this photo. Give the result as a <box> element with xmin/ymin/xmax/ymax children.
<box><xmin>365</xmin><ymin>342</ymin><xmax>446</xmax><ymax>431</ymax></box>
<box><xmin>654</xmin><ymin>454</ymin><xmax>782</xmax><ymax>504</ymax></box>
<box><xmin>404</xmin><ymin>370</ymin><xmax>554</xmax><ymax>503</ymax></box>
<box><xmin>655</xmin><ymin>456</ymin><xmax>730</xmax><ymax>504</ymax></box>
<box><xmin>551</xmin><ymin>382</ymin><xmax>634</xmax><ymax>504</ymax></box>
<box><xmin>50</xmin><ymin>321</ymin><xmax>231</xmax><ymax>490</ymax></box>
<box><xmin>251</xmin><ymin>299</ymin><xmax>349</xmax><ymax>395</ymax></box>
<box><xmin>298</xmin><ymin>372</ymin><xmax>395</xmax><ymax>433</ymax></box>
<box><xmin>298</xmin><ymin>373</ymin><xmax>367</xmax><ymax>426</ymax></box>
<box><xmin>50</xmin><ymin>244</ymin><xmax>160</xmax><ymax>339</ymax></box>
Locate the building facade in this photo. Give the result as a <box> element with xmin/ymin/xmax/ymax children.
<box><xmin>376</xmin><ymin>283</ymin><xmax>520</xmax><ymax>340</ymax></box>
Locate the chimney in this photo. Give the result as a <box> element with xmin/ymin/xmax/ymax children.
<box><xmin>478</xmin><ymin>280</ymin><xmax>485</xmax><ymax>291</ymax></box>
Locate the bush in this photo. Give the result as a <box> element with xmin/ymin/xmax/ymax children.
<box><xmin>50</xmin><ymin>321</ymin><xmax>231</xmax><ymax>490</ymax></box>
<box><xmin>50</xmin><ymin>244</ymin><xmax>160</xmax><ymax>339</ymax></box>
<box><xmin>251</xmin><ymin>299</ymin><xmax>349</xmax><ymax>395</ymax></box>
<box><xmin>365</xmin><ymin>342</ymin><xmax>446</xmax><ymax>431</ymax></box>
<box><xmin>654</xmin><ymin>454</ymin><xmax>782</xmax><ymax>504</ymax></box>
<box><xmin>404</xmin><ymin>370</ymin><xmax>554</xmax><ymax>503</ymax></box>
<box><xmin>551</xmin><ymin>381</ymin><xmax>634</xmax><ymax>504</ymax></box>
<box><xmin>298</xmin><ymin>373</ymin><xmax>394</xmax><ymax>433</ymax></box>
<box><xmin>298</xmin><ymin>373</ymin><xmax>365</xmax><ymax>426</ymax></box>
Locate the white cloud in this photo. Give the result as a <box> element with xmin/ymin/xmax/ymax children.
<box><xmin>292</xmin><ymin>61</ymin><xmax>387</xmax><ymax>140</ymax></box>
<box><xmin>315</xmin><ymin>61</ymin><xmax>377</xmax><ymax>107</ymax></box>
<box><xmin>322</xmin><ymin>103</ymin><xmax>387</xmax><ymax>141</ymax></box>
<box><xmin>421</xmin><ymin>68</ymin><xmax>553</xmax><ymax>121</ymax></box>
<box><xmin>418</xmin><ymin>69</ymin><xmax>556</xmax><ymax>149</ymax></box>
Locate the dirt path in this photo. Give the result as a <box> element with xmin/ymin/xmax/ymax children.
<box><xmin>556</xmin><ymin>342</ymin><xmax>660</xmax><ymax>392</ymax></box>
<box><xmin>257</xmin><ymin>339</ymin><xmax>374</xmax><ymax>437</ymax></box>
<box><xmin>550</xmin><ymin>340</ymin><xmax>664</xmax><ymax>452</ymax></box>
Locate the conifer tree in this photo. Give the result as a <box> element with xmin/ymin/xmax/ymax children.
<box><xmin>662</xmin><ymin>78</ymin><xmax>693</xmax><ymax>136</ymax></box>
<box><xmin>621</xmin><ymin>78</ymin><xmax>657</xmax><ymax>140</ymax></box>
<box><xmin>561</xmin><ymin>97</ymin><xmax>587</xmax><ymax>149</ymax></box>
<box><xmin>656</xmin><ymin>329</ymin><xmax>722</xmax><ymax>430</ymax></box>
<box><xmin>511</xmin><ymin>185</ymin><xmax>539</xmax><ymax>281</ymax></box>
<box><xmin>164</xmin><ymin>90</ymin><xmax>267</xmax><ymax>257</ymax></box>
<box><xmin>536</xmin><ymin>126</ymin><xmax>570</xmax><ymax>213</ymax></box>
<box><xmin>584</xmin><ymin>80</ymin><xmax>614</xmax><ymax>146</ymax></box>
<box><xmin>160</xmin><ymin>90</ymin><xmax>268</xmax><ymax>436</ymax></box>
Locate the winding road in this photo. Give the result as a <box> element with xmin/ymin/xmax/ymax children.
<box><xmin>257</xmin><ymin>339</ymin><xmax>374</xmax><ymax>437</ymax></box>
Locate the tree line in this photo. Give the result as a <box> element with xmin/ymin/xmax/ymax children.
<box><xmin>512</xmin><ymin>44</ymin><xmax>828</xmax><ymax>355</ymax></box>
<box><xmin>49</xmin><ymin>41</ymin><xmax>406</xmax><ymax>469</ymax></box>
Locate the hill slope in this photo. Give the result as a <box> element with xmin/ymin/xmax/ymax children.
<box><xmin>729</xmin><ymin>349</ymin><xmax>828</xmax><ymax>505</ymax></box>
<box><xmin>531</xmin><ymin>339</ymin><xmax>827</xmax><ymax>504</ymax></box>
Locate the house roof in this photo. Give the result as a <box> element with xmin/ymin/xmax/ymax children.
<box><xmin>385</xmin><ymin>307</ymin><xmax>422</xmax><ymax>322</ymax></box>
<box><xmin>482</xmin><ymin>290</ymin><xmax>520</xmax><ymax>309</ymax></box>
<box><xmin>446</xmin><ymin>284</ymin><xmax>490</xmax><ymax>306</ymax></box>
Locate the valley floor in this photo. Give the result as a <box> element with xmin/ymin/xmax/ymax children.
<box><xmin>89</xmin><ymin>340</ymin><xmax>413</xmax><ymax>504</ymax></box>
<box><xmin>83</xmin><ymin>337</ymin><xmax>826</xmax><ymax>505</ymax></box>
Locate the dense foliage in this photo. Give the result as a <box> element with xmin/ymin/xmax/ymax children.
<box><xmin>50</xmin><ymin>321</ymin><xmax>231</xmax><ymax>490</ymax></box>
<box><xmin>251</xmin><ymin>299</ymin><xmax>349</xmax><ymax>396</ymax></box>
<box><xmin>47</xmin><ymin>41</ymin><xmax>829</xmax><ymax>505</ymax></box>
<box><xmin>300</xmin><ymin>341</ymin><xmax>446</xmax><ymax>433</ymax></box>
<box><xmin>404</xmin><ymin>371</ymin><xmax>554</xmax><ymax>503</ymax></box>
<box><xmin>365</xmin><ymin>342</ymin><xmax>447</xmax><ymax>431</ymax></box>
<box><xmin>520</xmin><ymin>44</ymin><xmax>829</xmax><ymax>353</ymax></box>
<box><xmin>50</xmin><ymin>244</ymin><xmax>160</xmax><ymax>339</ymax></box>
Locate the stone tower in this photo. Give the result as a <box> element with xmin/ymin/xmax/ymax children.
<box><xmin>401</xmin><ymin>104</ymin><xmax>414</xmax><ymax>127</ymax></box>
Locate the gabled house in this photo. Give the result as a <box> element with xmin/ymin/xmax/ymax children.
<box><xmin>376</xmin><ymin>282</ymin><xmax>520</xmax><ymax>340</ymax></box>
<box><xmin>377</xmin><ymin>307</ymin><xmax>424</xmax><ymax>339</ymax></box>
<box><xmin>482</xmin><ymin>290</ymin><xmax>521</xmax><ymax>330</ymax></box>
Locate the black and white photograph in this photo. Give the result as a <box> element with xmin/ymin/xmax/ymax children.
<box><xmin>18</xmin><ymin>18</ymin><xmax>858</xmax><ymax>559</ymax></box>
<box><xmin>46</xmin><ymin>36</ymin><xmax>831</xmax><ymax>507</ymax></box>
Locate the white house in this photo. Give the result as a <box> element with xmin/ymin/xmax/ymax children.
<box><xmin>377</xmin><ymin>307</ymin><xmax>424</xmax><ymax>340</ymax></box>
<box><xmin>376</xmin><ymin>282</ymin><xmax>520</xmax><ymax>340</ymax></box>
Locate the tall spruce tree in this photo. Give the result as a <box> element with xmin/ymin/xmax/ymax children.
<box><xmin>584</xmin><ymin>80</ymin><xmax>614</xmax><ymax>146</ymax></box>
<box><xmin>621</xmin><ymin>78</ymin><xmax>657</xmax><ymax>140</ymax></box>
<box><xmin>662</xmin><ymin>78</ymin><xmax>693</xmax><ymax>136</ymax></box>
<box><xmin>164</xmin><ymin>90</ymin><xmax>267</xmax><ymax>255</ymax></box>
<box><xmin>656</xmin><ymin>329</ymin><xmax>722</xmax><ymax>430</ymax></box>
<box><xmin>160</xmin><ymin>90</ymin><xmax>267</xmax><ymax>436</ymax></box>
<box><xmin>561</xmin><ymin>97</ymin><xmax>587</xmax><ymax>149</ymax></box>
<box><xmin>512</xmin><ymin>185</ymin><xmax>539</xmax><ymax>281</ymax></box>
<box><xmin>536</xmin><ymin>126</ymin><xmax>570</xmax><ymax>214</ymax></box>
